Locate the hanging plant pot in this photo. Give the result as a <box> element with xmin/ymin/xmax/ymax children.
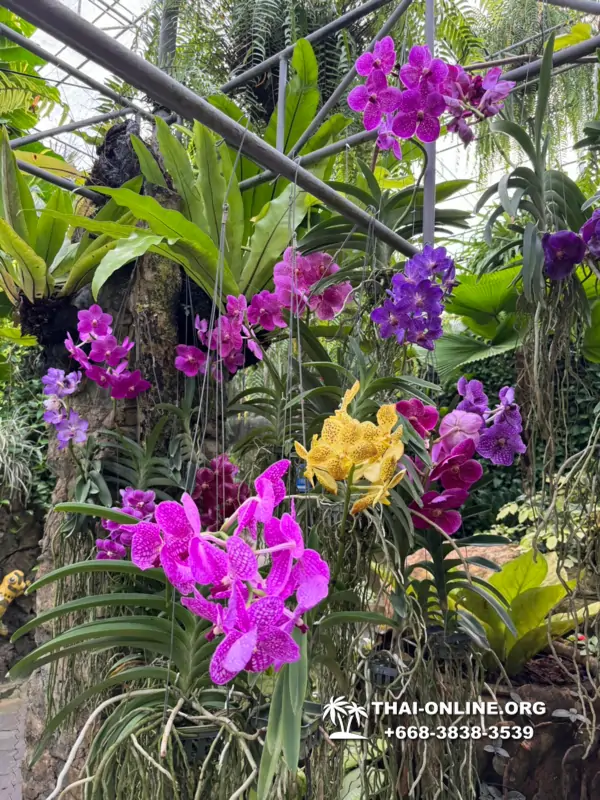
<box><xmin>179</xmin><ymin>724</ymin><xmax>221</xmax><ymax>766</ymax></box>
<box><xmin>369</xmin><ymin>654</ymin><xmax>399</xmax><ymax>687</ymax></box>
<box><xmin>249</xmin><ymin>701</ymin><xmax>323</xmax><ymax>760</ymax></box>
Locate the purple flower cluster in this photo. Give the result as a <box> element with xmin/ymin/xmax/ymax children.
<box><xmin>370</xmin><ymin>245</ymin><xmax>455</xmax><ymax>350</ymax></box>
<box><xmin>581</xmin><ymin>209</ymin><xmax>600</xmax><ymax>260</ymax></box>
<box><xmin>192</xmin><ymin>454</ymin><xmax>250</xmax><ymax>531</ymax></box>
<box><xmin>273</xmin><ymin>248</ymin><xmax>353</xmax><ymax>320</ymax></box>
<box><xmin>175</xmin><ymin>250</ymin><xmax>352</xmax><ymax>381</ymax></box>
<box><xmin>96</xmin><ymin>487</ymin><xmax>157</xmax><ymax>560</ymax></box>
<box><xmin>123</xmin><ymin>460</ymin><xmax>329</xmax><ymax>684</ymax></box>
<box><xmin>348</xmin><ymin>40</ymin><xmax>515</xmax><ymax>160</ymax></box>
<box><xmin>42</xmin><ymin>371</ymin><xmax>87</xmax><ymax>450</ymax></box>
<box><xmin>400</xmin><ymin>378</ymin><xmax>526</xmax><ymax>535</ymax></box>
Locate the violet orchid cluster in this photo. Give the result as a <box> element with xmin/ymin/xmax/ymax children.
<box><xmin>122</xmin><ymin>459</ymin><xmax>329</xmax><ymax>684</ymax></box>
<box><xmin>399</xmin><ymin>377</ymin><xmax>526</xmax><ymax>535</ymax></box>
<box><xmin>175</xmin><ymin>250</ymin><xmax>352</xmax><ymax>381</ymax></box>
<box><xmin>96</xmin><ymin>487</ymin><xmax>157</xmax><ymax>560</ymax></box>
<box><xmin>370</xmin><ymin>245</ymin><xmax>455</xmax><ymax>350</ymax></box>
<box><xmin>192</xmin><ymin>454</ymin><xmax>250</xmax><ymax>531</ymax></box>
<box><xmin>541</xmin><ymin>212</ymin><xmax>600</xmax><ymax>281</ymax></box>
<box><xmin>347</xmin><ymin>40</ymin><xmax>515</xmax><ymax>160</ymax></box>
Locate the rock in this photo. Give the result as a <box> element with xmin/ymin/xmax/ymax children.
<box><xmin>406</xmin><ymin>543</ymin><xmax>521</xmax><ymax>581</ymax></box>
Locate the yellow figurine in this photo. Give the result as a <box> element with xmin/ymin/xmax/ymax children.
<box><xmin>0</xmin><ymin>570</ymin><xmax>30</xmax><ymax>637</ymax></box>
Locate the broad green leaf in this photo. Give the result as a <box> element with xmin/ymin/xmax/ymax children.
<box><xmin>240</xmin><ymin>183</ymin><xmax>313</xmax><ymax>295</ymax></box>
<box><xmin>15</xmin><ymin>169</ymin><xmax>37</xmax><ymax>246</ymax></box>
<box><xmin>0</xmin><ymin>127</ymin><xmax>30</xmax><ymax>243</ymax></box>
<box><xmin>257</xmin><ymin>668</ymin><xmax>286</xmax><ymax>800</ymax></box>
<box><xmin>0</xmin><ymin>216</ymin><xmax>49</xmax><ymax>300</ymax></box>
<box><xmin>318</xmin><ymin>611</ymin><xmax>397</xmax><ymax>629</ymax></box>
<box><xmin>509</xmin><ymin>582</ymin><xmax>573</xmax><ymax>638</ymax></box>
<box><xmin>555</xmin><ymin>22</ymin><xmax>592</xmax><ymax>51</ymax></box>
<box><xmin>92</xmin><ymin>187</ymin><xmax>238</xmax><ymax>297</ymax></box>
<box><xmin>287</xmin><ymin>628</ymin><xmax>307</xmax><ymax>715</ymax></box>
<box><xmin>583</xmin><ymin>300</ymin><xmax>600</xmax><ymax>362</ymax></box>
<box><xmin>53</xmin><ymin>502</ymin><xmax>141</xmax><ymax>524</ymax></box>
<box><xmin>60</xmin><ymin>240</ymin><xmax>120</xmax><ymax>295</ymax></box>
<box><xmin>521</xmin><ymin>222</ymin><xmax>544</xmax><ymax>303</ymax></box>
<box><xmin>14</xmin><ymin>148</ymin><xmax>83</xmax><ymax>181</ymax></box>
<box><xmin>488</xmin><ymin>549</ymin><xmax>547</xmax><ymax>605</ymax></box>
<box><xmin>434</xmin><ymin>331</ymin><xmax>520</xmax><ymax>381</ymax></box>
<box><xmin>92</xmin><ymin>230</ymin><xmax>165</xmax><ymax>299</ymax></box>
<box><xmin>217</xmin><ymin>141</ymin><xmax>244</xmax><ymax>277</ymax></box>
<box><xmin>154</xmin><ymin>116</ymin><xmax>206</xmax><ymax>229</ymax></box>
<box><xmin>491</xmin><ymin>120</ymin><xmax>537</xmax><ymax>167</ymax></box>
<box><xmin>534</xmin><ymin>33</ymin><xmax>555</xmax><ymax>158</ymax></box>
<box><xmin>445</xmin><ymin>267</ymin><xmax>520</xmax><ymax>323</ymax></box>
<box><xmin>130</xmin><ymin>134</ymin><xmax>167</xmax><ymax>188</ymax></box>
<box><xmin>0</xmin><ymin>325</ymin><xmax>36</xmax><ymax>345</ymax></box>
<box><xmin>35</xmin><ymin>189</ymin><xmax>71</xmax><ymax>266</ymax></box>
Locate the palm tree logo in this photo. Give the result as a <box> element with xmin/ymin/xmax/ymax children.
<box><xmin>323</xmin><ymin>696</ymin><xmax>369</xmax><ymax>740</ymax></box>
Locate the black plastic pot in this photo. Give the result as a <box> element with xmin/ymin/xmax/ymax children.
<box><xmin>250</xmin><ymin>701</ymin><xmax>323</xmax><ymax>760</ymax></box>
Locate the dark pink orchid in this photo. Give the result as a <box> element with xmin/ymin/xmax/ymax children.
<box><xmin>410</xmin><ymin>488</ymin><xmax>468</xmax><ymax>535</ymax></box>
<box><xmin>175</xmin><ymin>344</ymin><xmax>208</xmax><ymax>378</ymax></box>
<box><xmin>236</xmin><ymin>459</ymin><xmax>290</xmax><ymax>538</ymax></box>
<box><xmin>308</xmin><ymin>283</ymin><xmax>353</xmax><ymax>321</ymax></box>
<box><xmin>396</xmin><ymin>398</ymin><xmax>439</xmax><ymax>439</ymax></box>
<box><xmin>400</xmin><ymin>45</ymin><xmax>449</xmax><ymax>91</ymax></box>
<box><xmin>77</xmin><ymin>304</ymin><xmax>112</xmax><ymax>341</ymax></box>
<box><xmin>392</xmin><ymin>88</ymin><xmax>445</xmax><ymax>143</ymax></box>
<box><xmin>347</xmin><ymin>69</ymin><xmax>403</xmax><ymax>131</ymax></box>
<box><xmin>430</xmin><ymin>439</ymin><xmax>483</xmax><ymax>491</ymax></box>
<box><xmin>247</xmin><ymin>291</ymin><xmax>287</xmax><ymax>331</ymax></box>
<box><xmin>356</xmin><ymin>36</ymin><xmax>396</xmax><ymax>77</ymax></box>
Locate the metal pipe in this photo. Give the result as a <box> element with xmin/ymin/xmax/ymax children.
<box><xmin>5</xmin><ymin>0</ymin><xmax>417</xmax><ymax>257</ymax></box>
<box><xmin>239</xmin><ymin>129</ymin><xmax>378</xmax><ymax>191</ymax></box>
<box><xmin>464</xmin><ymin>54</ymin><xmax>534</xmax><ymax>71</ymax></box>
<box><xmin>490</xmin><ymin>22</ymin><xmax>568</xmax><ymax>58</ymax></box>
<box><xmin>0</xmin><ymin>22</ymin><xmax>154</xmax><ymax>122</ymax></box>
<box><xmin>9</xmin><ymin>108</ymin><xmax>135</xmax><ymax>149</ymax></box>
<box><xmin>158</xmin><ymin>0</ymin><xmax>181</xmax><ymax>72</ymax></box>
<box><xmin>422</xmin><ymin>0</ymin><xmax>435</xmax><ymax>245</ymax></box>
<box><xmin>288</xmin><ymin>0</ymin><xmax>414</xmax><ymax>159</ymax></box>
<box><xmin>276</xmin><ymin>56</ymin><xmax>288</xmax><ymax>152</ymax></box>
<box><xmin>16</xmin><ymin>159</ymin><xmax>105</xmax><ymax>202</ymax></box>
<box><xmin>504</xmin><ymin>32</ymin><xmax>600</xmax><ymax>81</ymax></box>
<box><xmin>220</xmin><ymin>0</ymin><xmax>397</xmax><ymax>94</ymax></box>
<box><xmin>537</xmin><ymin>0</ymin><xmax>600</xmax><ymax>13</ymax></box>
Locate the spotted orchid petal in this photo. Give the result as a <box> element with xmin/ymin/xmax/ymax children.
<box><xmin>248</xmin><ymin>595</ymin><xmax>284</xmax><ymax>631</ymax></box>
<box><xmin>155</xmin><ymin>501</ymin><xmax>192</xmax><ymax>540</ymax></box>
<box><xmin>210</xmin><ymin>630</ymin><xmax>248</xmax><ymax>684</ymax></box>
<box><xmin>249</xmin><ymin>629</ymin><xmax>300</xmax><ymax>672</ymax></box>
<box><xmin>266</xmin><ymin>551</ymin><xmax>294</xmax><ymax>597</ymax></box>
<box><xmin>223</xmin><ymin>627</ymin><xmax>258</xmax><ymax>672</ymax></box>
<box><xmin>223</xmin><ymin>579</ymin><xmax>250</xmax><ymax>633</ymax></box>
<box><xmin>159</xmin><ymin>547</ymin><xmax>195</xmax><ymax>595</ymax></box>
<box><xmin>189</xmin><ymin>536</ymin><xmax>228</xmax><ymax>585</ymax></box>
<box><xmin>226</xmin><ymin>535</ymin><xmax>258</xmax><ymax>580</ymax></box>
<box><xmin>181</xmin><ymin>492</ymin><xmax>201</xmax><ymax>536</ymax></box>
<box><xmin>129</xmin><ymin>522</ymin><xmax>162</xmax><ymax>570</ymax></box>
<box><xmin>182</xmin><ymin>589</ymin><xmax>222</xmax><ymax>626</ymax></box>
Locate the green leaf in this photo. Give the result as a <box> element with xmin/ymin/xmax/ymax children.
<box><xmin>454</xmin><ymin>582</ymin><xmax>517</xmax><ymax>637</ymax></box>
<box><xmin>0</xmin><ymin>325</ymin><xmax>35</xmax><ymax>345</ymax></box>
<box><xmin>509</xmin><ymin>582</ymin><xmax>572</xmax><ymax>638</ymax></box>
<box><xmin>434</xmin><ymin>331</ymin><xmax>520</xmax><ymax>381</ymax></box>
<box><xmin>287</xmin><ymin>628</ymin><xmax>307</xmax><ymax>715</ymax></box>
<box><xmin>53</xmin><ymin>502</ymin><xmax>141</xmax><ymax>524</ymax></box>
<box><xmin>0</xmin><ymin>127</ymin><xmax>30</xmax><ymax>243</ymax></box>
<box><xmin>488</xmin><ymin>549</ymin><xmax>547</xmax><ymax>605</ymax></box>
<box><xmin>318</xmin><ymin>611</ymin><xmax>397</xmax><ymax>629</ymax></box>
<box><xmin>446</xmin><ymin>267</ymin><xmax>520</xmax><ymax>323</ymax></box>
<box><xmin>91</xmin><ymin>230</ymin><xmax>164</xmax><ymax>299</ymax></box>
<box><xmin>217</xmin><ymin>140</ymin><xmax>244</xmax><ymax>277</ymax></box>
<box><xmin>535</xmin><ymin>33</ymin><xmax>555</xmax><ymax>157</ymax></box>
<box><xmin>521</xmin><ymin>222</ymin><xmax>544</xmax><ymax>303</ymax></box>
<box><xmin>583</xmin><ymin>300</ymin><xmax>600</xmax><ymax>362</ymax></box>
<box><xmin>35</xmin><ymin>189</ymin><xmax>71</xmax><ymax>266</ymax></box>
<box><xmin>257</xmin><ymin>668</ymin><xmax>286</xmax><ymax>800</ymax></box>
<box><xmin>491</xmin><ymin>120</ymin><xmax>537</xmax><ymax>167</ymax></box>
<box><xmin>130</xmin><ymin>134</ymin><xmax>167</xmax><ymax>188</ymax></box>
<box><xmin>154</xmin><ymin>116</ymin><xmax>206</xmax><ymax>229</ymax></box>
<box><xmin>0</xmin><ymin>216</ymin><xmax>49</xmax><ymax>300</ymax></box>
<box><xmin>92</xmin><ymin>187</ymin><xmax>238</xmax><ymax>299</ymax></box>
<box><xmin>240</xmin><ymin>182</ymin><xmax>313</xmax><ymax>295</ymax></box>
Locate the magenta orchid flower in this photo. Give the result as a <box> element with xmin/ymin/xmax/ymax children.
<box><xmin>356</xmin><ymin>36</ymin><xmax>396</xmax><ymax>77</ymax></box>
<box><xmin>392</xmin><ymin>88</ymin><xmax>445</xmax><ymax>143</ymax></box>
<box><xmin>430</xmin><ymin>439</ymin><xmax>483</xmax><ymax>490</ymax></box>
<box><xmin>435</xmin><ymin>409</ymin><xmax>484</xmax><ymax>457</ymax></box>
<box><xmin>347</xmin><ymin>70</ymin><xmax>403</xmax><ymax>131</ymax></box>
<box><xmin>109</xmin><ymin>369</ymin><xmax>151</xmax><ymax>400</ymax></box>
<box><xmin>236</xmin><ymin>459</ymin><xmax>290</xmax><ymax>537</ymax></box>
<box><xmin>396</xmin><ymin>398</ymin><xmax>439</xmax><ymax>439</ymax></box>
<box><xmin>77</xmin><ymin>304</ymin><xmax>113</xmax><ymax>340</ymax></box>
<box><xmin>400</xmin><ymin>45</ymin><xmax>449</xmax><ymax>91</ymax></box>
<box><xmin>247</xmin><ymin>291</ymin><xmax>287</xmax><ymax>331</ymax></box>
<box><xmin>410</xmin><ymin>488</ymin><xmax>468</xmax><ymax>535</ymax></box>
<box><xmin>175</xmin><ymin>344</ymin><xmax>208</xmax><ymax>378</ymax></box>
<box><xmin>376</xmin><ymin>113</ymin><xmax>402</xmax><ymax>159</ymax></box>
<box><xmin>308</xmin><ymin>283</ymin><xmax>353</xmax><ymax>321</ymax></box>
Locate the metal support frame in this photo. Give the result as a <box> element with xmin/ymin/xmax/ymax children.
<box><xmin>4</xmin><ymin>0</ymin><xmax>417</xmax><ymax>257</ymax></box>
<box><xmin>503</xmin><ymin>32</ymin><xmax>600</xmax><ymax>81</ymax></box>
<box><xmin>220</xmin><ymin>0</ymin><xmax>397</xmax><ymax>94</ymax></box>
<box><xmin>9</xmin><ymin>108</ymin><xmax>135</xmax><ymax>149</ymax></box>
<box><xmin>422</xmin><ymin>0</ymin><xmax>435</xmax><ymax>245</ymax></box>
<box><xmin>15</xmin><ymin>159</ymin><xmax>104</xmax><ymax>202</ymax></box>
<box><xmin>276</xmin><ymin>56</ymin><xmax>288</xmax><ymax>152</ymax></box>
<box><xmin>0</xmin><ymin>21</ymin><xmax>154</xmax><ymax>122</ymax></box>
<box><xmin>490</xmin><ymin>23</ymin><xmax>569</xmax><ymax>58</ymax></box>
<box><xmin>537</xmin><ymin>0</ymin><xmax>600</xmax><ymax>13</ymax></box>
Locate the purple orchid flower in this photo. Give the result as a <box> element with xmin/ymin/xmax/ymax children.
<box><xmin>370</xmin><ymin>300</ymin><xmax>406</xmax><ymax>341</ymax></box>
<box><xmin>109</xmin><ymin>370</ymin><xmax>151</xmax><ymax>400</ymax></box>
<box><xmin>392</xmin><ymin>88</ymin><xmax>446</xmax><ymax>143</ymax></box>
<box><xmin>226</xmin><ymin>295</ymin><xmax>247</xmax><ymax>329</ymax></box>
<box><xmin>434</xmin><ymin>409</ymin><xmax>483</xmax><ymax>460</ymax></box>
<box><xmin>308</xmin><ymin>283</ymin><xmax>353</xmax><ymax>321</ymax></box>
<box><xmin>208</xmin><ymin>316</ymin><xmax>244</xmax><ymax>358</ymax></box>
<box><xmin>542</xmin><ymin>231</ymin><xmax>586</xmax><ymax>280</ymax></box>
<box><xmin>456</xmin><ymin>377</ymin><xmax>489</xmax><ymax>417</ymax></box>
<box><xmin>400</xmin><ymin>45</ymin><xmax>449</xmax><ymax>91</ymax></box>
<box><xmin>376</xmin><ymin>113</ymin><xmax>403</xmax><ymax>160</ymax></box>
<box><xmin>236</xmin><ymin>459</ymin><xmax>291</xmax><ymax>537</ymax></box>
<box><xmin>64</xmin><ymin>333</ymin><xmax>90</xmax><ymax>370</ymax></box>
<box><xmin>347</xmin><ymin>70</ymin><xmax>403</xmax><ymax>131</ymax></box>
<box><xmin>580</xmin><ymin>209</ymin><xmax>600</xmax><ymax>259</ymax></box>
<box><xmin>477</xmin><ymin>421</ymin><xmax>526</xmax><ymax>466</ymax></box>
<box><xmin>42</xmin><ymin>368</ymin><xmax>81</xmax><ymax>398</ymax></box>
<box><xmin>96</xmin><ymin>538</ymin><xmax>127</xmax><ymax>560</ymax></box>
<box><xmin>85</xmin><ymin>365</ymin><xmax>111</xmax><ymax>389</ymax></box>
<box><xmin>247</xmin><ymin>291</ymin><xmax>287</xmax><ymax>331</ymax></box>
<box><xmin>43</xmin><ymin>396</ymin><xmax>66</xmax><ymax>425</ymax></box>
<box><xmin>479</xmin><ymin>67</ymin><xmax>515</xmax><ymax>115</ymax></box>
<box><xmin>430</xmin><ymin>438</ymin><xmax>483</xmax><ymax>490</ymax></box>
<box><xmin>55</xmin><ymin>411</ymin><xmax>88</xmax><ymax>450</ymax></box>
<box><xmin>356</xmin><ymin>36</ymin><xmax>396</xmax><ymax>77</ymax></box>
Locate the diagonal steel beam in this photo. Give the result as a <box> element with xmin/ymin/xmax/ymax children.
<box><xmin>9</xmin><ymin>108</ymin><xmax>135</xmax><ymax>149</ymax></box>
<box><xmin>0</xmin><ymin>21</ymin><xmax>155</xmax><ymax>121</ymax></box>
<box><xmin>504</xmin><ymin>32</ymin><xmax>600</xmax><ymax>80</ymax></box>
<box><xmin>537</xmin><ymin>0</ymin><xmax>600</xmax><ymax>12</ymax></box>
<box><xmin>220</xmin><ymin>0</ymin><xmax>397</xmax><ymax>94</ymax></box>
<box><xmin>5</xmin><ymin>0</ymin><xmax>418</xmax><ymax>257</ymax></box>
<box><xmin>15</xmin><ymin>159</ymin><xmax>104</xmax><ymax>202</ymax></box>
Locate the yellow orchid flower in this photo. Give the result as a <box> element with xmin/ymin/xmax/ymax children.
<box><xmin>294</xmin><ymin>381</ymin><xmax>406</xmax><ymax>508</ymax></box>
